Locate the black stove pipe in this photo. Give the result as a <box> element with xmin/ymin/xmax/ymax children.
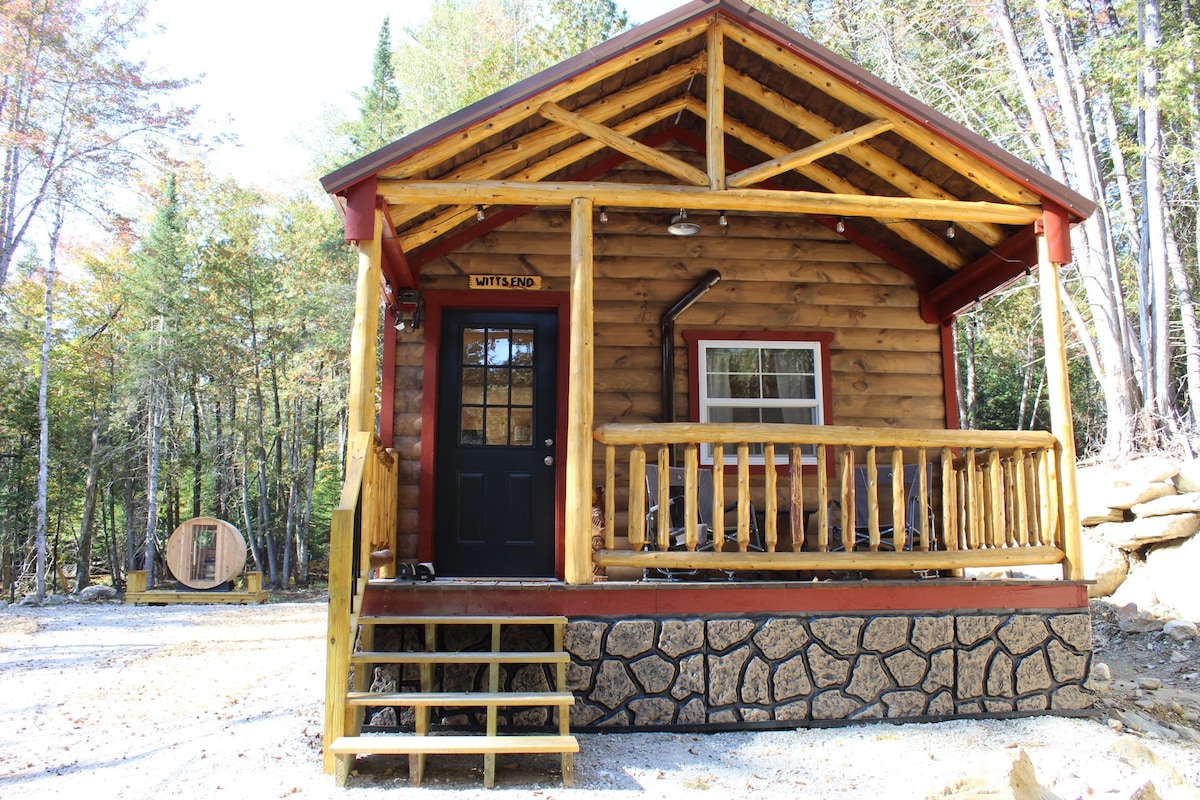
<box><xmin>661</xmin><ymin>270</ymin><xmax>722</xmax><ymax>427</ymax></box>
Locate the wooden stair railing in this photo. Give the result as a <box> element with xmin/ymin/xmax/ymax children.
<box><xmin>328</xmin><ymin>615</ymin><xmax>577</xmax><ymax>789</ymax></box>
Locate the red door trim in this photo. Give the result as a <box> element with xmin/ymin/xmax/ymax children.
<box><xmin>418</xmin><ymin>290</ymin><xmax>571</xmax><ymax>577</ymax></box>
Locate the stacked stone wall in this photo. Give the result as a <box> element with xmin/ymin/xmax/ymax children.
<box><xmin>365</xmin><ymin>610</ymin><xmax>1092</xmax><ymax>731</ymax></box>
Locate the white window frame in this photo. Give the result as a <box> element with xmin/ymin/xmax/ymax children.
<box><xmin>696</xmin><ymin>338</ymin><xmax>826</xmax><ymax>466</ymax></box>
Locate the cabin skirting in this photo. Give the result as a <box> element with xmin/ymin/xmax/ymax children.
<box><xmin>360</xmin><ymin>608</ymin><xmax>1092</xmax><ymax>731</ymax></box>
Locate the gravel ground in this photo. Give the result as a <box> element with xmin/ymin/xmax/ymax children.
<box><xmin>2</xmin><ymin>600</ymin><xmax>1199</xmax><ymax>799</ymax></box>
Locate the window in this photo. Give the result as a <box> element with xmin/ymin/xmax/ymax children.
<box><xmin>690</xmin><ymin>335</ymin><xmax>830</xmax><ymax>466</ymax></box>
<box><xmin>458</xmin><ymin>326</ymin><xmax>536</xmax><ymax>447</ymax></box>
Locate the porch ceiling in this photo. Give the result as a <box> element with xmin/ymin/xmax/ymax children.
<box><xmin>320</xmin><ymin>0</ymin><xmax>1094</xmax><ymax>321</ymax></box>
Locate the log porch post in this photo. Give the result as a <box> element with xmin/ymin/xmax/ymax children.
<box><xmin>347</xmin><ymin>209</ymin><xmax>383</xmax><ymax>435</ymax></box>
<box><xmin>1037</xmin><ymin>210</ymin><xmax>1083</xmax><ymax>580</ymax></box>
<box><xmin>565</xmin><ymin>198</ymin><xmax>595</xmax><ymax>584</ymax></box>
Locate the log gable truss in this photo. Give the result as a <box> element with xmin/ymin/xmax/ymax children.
<box><xmin>323</xmin><ymin>0</ymin><xmax>1093</xmax><ymax>324</ymax></box>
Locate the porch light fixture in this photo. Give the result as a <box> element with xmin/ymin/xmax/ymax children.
<box><xmin>476</xmin><ymin>204</ymin><xmax>486</xmax><ymax>222</ymax></box>
<box><xmin>667</xmin><ymin>209</ymin><xmax>701</xmax><ymax>236</ymax></box>
<box><xmin>835</xmin><ymin>217</ymin><xmax>846</xmax><ymax>234</ymax></box>
<box><xmin>599</xmin><ymin>206</ymin><xmax>608</xmax><ymax>224</ymax></box>
<box><xmin>718</xmin><ymin>210</ymin><xmax>728</xmax><ymax>228</ymax></box>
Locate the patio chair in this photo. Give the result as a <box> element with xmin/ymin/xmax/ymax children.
<box><xmin>806</xmin><ymin>463</ymin><xmax>936</xmax><ymax>566</ymax></box>
<box><xmin>644</xmin><ymin>465</ymin><xmax>762</xmax><ymax>580</ymax></box>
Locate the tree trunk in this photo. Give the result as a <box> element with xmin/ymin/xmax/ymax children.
<box><xmin>73</xmin><ymin>421</ymin><xmax>103</xmax><ymax>593</ymax></box>
<box><xmin>1031</xmin><ymin>0</ymin><xmax>1140</xmax><ymax>456</ymax></box>
<box><xmin>34</xmin><ymin>199</ymin><xmax>68</xmax><ymax>601</ymax></box>
<box><xmin>145</xmin><ymin>384</ymin><xmax>163</xmax><ymax>589</ymax></box>
<box><xmin>191</xmin><ymin>382</ymin><xmax>202</xmax><ymax>519</ymax></box>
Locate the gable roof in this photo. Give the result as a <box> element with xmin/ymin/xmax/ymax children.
<box><xmin>321</xmin><ymin>0</ymin><xmax>1093</xmax><ymax>322</ymax></box>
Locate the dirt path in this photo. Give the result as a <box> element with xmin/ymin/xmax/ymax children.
<box><xmin>2</xmin><ymin>600</ymin><xmax>1199</xmax><ymax>799</ymax></box>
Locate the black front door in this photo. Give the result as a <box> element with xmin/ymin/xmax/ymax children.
<box><xmin>435</xmin><ymin>309</ymin><xmax>558</xmax><ymax>577</ymax></box>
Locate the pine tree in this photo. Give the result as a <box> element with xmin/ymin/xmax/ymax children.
<box><xmin>347</xmin><ymin>17</ymin><xmax>402</xmax><ymax>158</ymax></box>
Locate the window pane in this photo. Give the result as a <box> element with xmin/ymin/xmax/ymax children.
<box><xmin>460</xmin><ymin>407</ymin><xmax>484</xmax><ymax>445</ymax></box>
<box><xmin>511</xmin><ymin>330</ymin><xmax>534</xmax><ymax>366</ymax></box>
<box><xmin>510</xmin><ymin>408</ymin><xmax>533</xmax><ymax>446</ymax></box>
<box><xmin>710</xmin><ymin>374</ymin><xmax>761</xmax><ymax>399</ymax></box>
<box><xmin>487</xmin><ymin>330</ymin><xmax>511</xmax><ymax>365</ymax></box>
<box><xmin>462</xmin><ymin>328</ymin><xmax>486</xmax><ymax>366</ymax></box>
<box><xmin>486</xmin><ymin>367</ymin><xmax>509</xmax><ymax>404</ymax></box>
<box><xmin>511</xmin><ymin>368</ymin><xmax>533</xmax><ymax>405</ymax></box>
<box><xmin>461</xmin><ymin>367</ymin><xmax>484</xmax><ymax>404</ymax></box>
<box><xmin>761</xmin><ymin>406</ymin><xmax>817</xmax><ymax>425</ymax></box>
<box><xmin>763</xmin><ymin>348</ymin><xmax>813</xmax><ymax>374</ymax></box>
<box><xmin>709</xmin><ymin>406</ymin><xmax>733</xmax><ymax>424</ymax></box>
<box><xmin>764</xmin><ymin>373</ymin><xmax>816</xmax><ymax>399</ymax></box>
<box><xmin>485</xmin><ymin>408</ymin><xmax>509</xmax><ymax>445</ymax></box>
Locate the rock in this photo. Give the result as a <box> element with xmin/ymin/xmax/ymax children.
<box><xmin>1090</xmin><ymin>661</ymin><xmax>1112</xmax><ymax>683</ymax></box>
<box><xmin>1111</xmin><ymin>734</ymin><xmax>1200</xmax><ymax>797</ymax></box>
<box><xmin>1113</xmin><ymin>602</ymin><xmax>1165</xmax><ymax>633</ymax></box>
<box><xmin>1141</xmin><ymin>535</ymin><xmax>1200</xmax><ymax>620</ymax></box>
<box><xmin>1081</xmin><ymin>509</ymin><xmax>1125</xmax><ymax>526</ymax></box>
<box><xmin>1110</xmin><ymin>482</ymin><xmax>1179</xmax><ymax>511</ymax></box>
<box><xmin>17</xmin><ymin>594</ymin><xmax>39</xmax><ymax>606</ymax></box>
<box><xmin>1113</xmin><ymin>456</ymin><xmax>1180</xmax><ymax>487</ymax></box>
<box><xmin>1081</xmin><ymin>527</ymin><xmax>1129</xmax><ymax>597</ymax></box>
<box><xmin>77</xmin><ymin>585</ymin><xmax>118</xmax><ymax>602</ymax></box>
<box><xmin>43</xmin><ymin>594</ymin><xmax>71</xmax><ymax>606</ymax></box>
<box><xmin>930</xmin><ymin>748</ymin><xmax>1063</xmax><ymax>800</ymax></box>
<box><xmin>1132</xmin><ymin>492</ymin><xmax>1200</xmax><ymax>519</ymax></box>
<box><xmin>1163</xmin><ymin>620</ymin><xmax>1198</xmax><ymax>642</ymax></box>
<box><xmin>1093</xmin><ymin>513</ymin><xmax>1200</xmax><ymax>551</ymax></box>
<box><xmin>1138</xmin><ymin>677</ymin><xmax>1164</xmax><ymax>690</ymax></box>
<box><xmin>1174</xmin><ymin>457</ymin><xmax>1200</xmax><ymax>492</ymax></box>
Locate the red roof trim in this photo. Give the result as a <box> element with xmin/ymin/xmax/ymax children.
<box><xmin>927</xmin><ymin>225</ymin><xmax>1037</xmax><ymax>322</ymax></box>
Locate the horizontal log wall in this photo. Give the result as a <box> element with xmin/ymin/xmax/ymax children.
<box><xmin>393</xmin><ymin>200</ymin><xmax>944</xmax><ymax>559</ymax></box>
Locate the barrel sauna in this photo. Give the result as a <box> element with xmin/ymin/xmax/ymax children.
<box><xmin>165</xmin><ymin>517</ymin><xmax>246</xmax><ymax>590</ymax></box>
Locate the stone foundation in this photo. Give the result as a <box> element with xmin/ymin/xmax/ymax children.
<box><xmin>366</xmin><ymin>609</ymin><xmax>1093</xmax><ymax>730</ymax></box>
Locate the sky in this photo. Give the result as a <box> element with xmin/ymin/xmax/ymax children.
<box><xmin>138</xmin><ymin>0</ymin><xmax>691</xmax><ymax>193</ymax></box>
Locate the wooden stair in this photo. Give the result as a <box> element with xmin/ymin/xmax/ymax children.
<box><xmin>329</xmin><ymin>615</ymin><xmax>577</xmax><ymax>789</ymax></box>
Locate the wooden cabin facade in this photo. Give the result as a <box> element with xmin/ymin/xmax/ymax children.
<box><xmin>318</xmin><ymin>0</ymin><xmax>1096</xmax><ymax>784</ymax></box>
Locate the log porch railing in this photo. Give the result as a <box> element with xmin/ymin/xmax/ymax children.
<box><xmin>593</xmin><ymin>422</ymin><xmax>1075</xmax><ymax>577</ymax></box>
<box><xmin>323</xmin><ymin>430</ymin><xmax>399</xmax><ymax>774</ymax></box>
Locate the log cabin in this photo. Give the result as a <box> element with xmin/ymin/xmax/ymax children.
<box><xmin>318</xmin><ymin>0</ymin><xmax>1097</xmax><ymax>786</ymax></box>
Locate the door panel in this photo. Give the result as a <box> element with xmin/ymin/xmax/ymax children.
<box><xmin>435</xmin><ymin>309</ymin><xmax>557</xmax><ymax>576</ymax></box>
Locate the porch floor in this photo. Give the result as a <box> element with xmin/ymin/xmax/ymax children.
<box><xmin>360</xmin><ymin>577</ymin><xmax>1089</xmax><ymax>617</ymax></box>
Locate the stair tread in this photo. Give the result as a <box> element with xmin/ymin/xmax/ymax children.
<box><xmin>329</xmin><ymin>734</ymin><xmax>579</xmax><ymax>756</ymax></box>
<box><xmin>359</xmin><ymin>615</ymin><xmax>566</xmax><ymax>626</ymax></box>
<box><xmin>346</xmin><ymin>691</ymin><xmax>574</xmax><ymax>707</ymax></box>
<box><xmin>352</xmin><ymin>650</ymin><xmax>569</xmax><ymax>664</ymax></box>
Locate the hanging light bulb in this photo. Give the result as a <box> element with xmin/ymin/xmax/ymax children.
<box><xmin>946</xmin><ymin>222</ymin><xmax>956</xmax><ymax>239</ymax></box>
<box><xmin>599</xmin><ymin>206</ymin><xmax>608</xmax><ymax>224</ymax></box>
<box><xmin>718</xmin><ymin>210</ymin><xmax>728</xmax><ymax>228</ymax></box>
<box><xmin>835</xmin><ymin>217</ymin><xmax>845</xmax><ymax>234</ymax></box>
<box><xmin>667</xmin><ymin>209</ymin><xmax>701</xmax><ymax>236</ymax></box>
<box><xmin>476</xmin><ymin>205</ymin><xmax>486</xmax><ymax>222</ymax></box>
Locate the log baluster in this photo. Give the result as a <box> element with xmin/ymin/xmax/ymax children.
<box><xmin>891</xmin><ymin>447</ymin><xmax>905</xmax><ymax>553</ymax></box>
<box><xmin>712</xmin><ymin>444</ymin><xmax>726</xmax><ymax>552</ymax></box>
<box><xmin>736</xmin><ymin>442</ymin><xmax>750</xmax><ymax>551</ymax></box>
<box><xmin>628</xmin><ymin>446</ymin><xmax>646</xmax><ymax>551</ymax></box>
<box><xmin>764</xmin><ymin>443</ymin><xmax>778</xmax><ymax>553</ymax></box>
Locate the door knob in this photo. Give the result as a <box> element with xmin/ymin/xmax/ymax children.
<box><xmin>544</xmin><ymin>438</ymin><xmax>554</xmax><ymax>447</ymax></box>
<box><xmin>544</xmin><ymin>456</ymin><xmax>555</xmax><ymax>466</ymax></box>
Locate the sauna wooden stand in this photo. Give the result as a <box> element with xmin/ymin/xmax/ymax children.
<box><xmin>122</xmin><ymin>570</ymin><xmax>269</xmax><ymax>606</ymax></box>
<box><xmin>328</xmin><ymin>615</ymin><xmax>577</xmax><ymax>789</ymax></box>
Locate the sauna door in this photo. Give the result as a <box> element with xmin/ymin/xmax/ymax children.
<box><xmin>434</xmin><ymin>309</ymin><xmax>558</xmax><ymax>576</ymax></box>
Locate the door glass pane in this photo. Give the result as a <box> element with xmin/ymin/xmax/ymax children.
<box><xmin>460</xmin><ymin>407</ymin><xmax>484</xmax><ymax>445</ymax></box>
<box><xmin>461</xmin><ymin>367</ymin><xmax>484</xmax><ymax>404</ymax></box>
<box><xmin>463</xmin><ymin>328</ymin><xmax>486</xmax><ymax>365</ymax></box>
<box><xmin>511</xmin><ymin>330</ymin><xmax>534</xmax><ymax>366</ymax></box>
<box><xmin>486</xmin><ymin>367</ymin><xmax>509</xmax><ymax>404</ymax></box>
<box><xmin>511</xmin><ymin>368</ymin><xmax>534</xmax><ymax>405</ymax></box>
<box><xmin>486</xmin><ymin>407</ymin><xmax>509</xmax><ymax>445</ymax></box>
<box><xmin>510</xmin><ymin>408</ymin><xmax>533</xmax><ymax>446</ymax></box>
<box><xmin>487</xmin><ymin>330</ymin><xmax>511</xmax><ymax>365</ymax></box>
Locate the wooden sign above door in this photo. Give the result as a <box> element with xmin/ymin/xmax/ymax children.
<box><xmin>469</xmin><ymin>275</ymin><xmax>542</xmax><ymax>290</ymax></box>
